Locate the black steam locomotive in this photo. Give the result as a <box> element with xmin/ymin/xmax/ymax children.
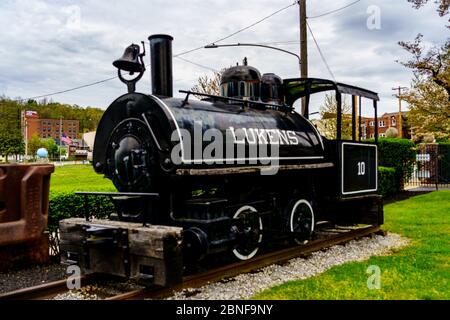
<box><xmin>93</xmin><ymin>34</ymin><xmax>382</xmax><ymax>260</ymax></box>
<box><xmin>60</xmin><ymin>34</ymin><xmax>382</xmax><ymax>284</ymax></box>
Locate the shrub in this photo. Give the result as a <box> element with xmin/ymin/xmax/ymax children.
<box><xmin>374</xmin><ymin>138</ymin><xmax>416</xmax><ymax>189</ymax></box>
<box><xmin>48</xmin><ymin>191</ymin><xmax>115</xmax><ymax>232</ymax></box>
<box><xmin>385</xmin><ymin>127</ymin><xmax>399</xmax><ymax>138</ymax></box>
<box><xmin>378</xmin><ymin>166</ymin><xmax>397</xmax><ymax>196</ymax></box>
<box><xmin>47</xmin><ymin>164</ymin><xmax>117</xmax><ymax>232</ymax></box>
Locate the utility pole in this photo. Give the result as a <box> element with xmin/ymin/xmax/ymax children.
<box><xmin>59</xmin><ymin>117</ymin><xmax>62</xmax><ymax>163</ymax></box>
<box><xmin>22</xmin><ymin>111</ymin><xmax>28</xmax><ymax>160</ymax></box>
<box><xmin>25</xmin><ymin>120</ymin><xmax>28</xmax><ymax>160</ymax></box>
<box><xmin>392</xmin><ymin>86</ymin><xmax>407</xmax><ymax>138</ymax></box>
<box><xmin>299</xmin><ymin>0</ymin><xmax>308</xmax><ymax>115</ymax></box>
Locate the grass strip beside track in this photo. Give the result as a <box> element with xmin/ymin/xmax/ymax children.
<box><xmin>252</xmin><ymin>191</ymin><xmax>450</xmax><ymax>300</ymax></box>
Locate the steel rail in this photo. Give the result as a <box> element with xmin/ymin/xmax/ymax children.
<box><xmin>0</xmin><ymin>275</ymin><xmax>91</xmax><ymax>300</ymax></box>
<box><xmin>108</xmin><ymin>225</ymin><xmax>382</xmax><ymax>300</ymax></box>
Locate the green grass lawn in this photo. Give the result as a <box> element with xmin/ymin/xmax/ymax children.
<box><xmin>252</xmin><ymin>191</ymin><xmax>450</xmax><ymax>300</ymax></box>
<box><xmin>47</xmin><ymin>165</ymin><xmax>115</xmax><ymax>231</ymax></box>
<box><xmin>50</xmin><ymin>164</ymin><xmax>115</xmax><ymax>193</ymax></box>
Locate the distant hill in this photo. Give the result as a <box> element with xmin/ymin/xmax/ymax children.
<box><xmin>0</xmin><ymin>97</ymin><xmax>104</xmax><ymax>135</ymax></box>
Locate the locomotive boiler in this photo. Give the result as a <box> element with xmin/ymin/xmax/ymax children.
<box><xmin>60</xmin><ymin>34</ymin><xmax>383</xmax><ymax>285</ymax></box>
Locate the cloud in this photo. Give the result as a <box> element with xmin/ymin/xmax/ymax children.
<box><xmin>0</xmin><ymin>0</ymin><xmax>447</xmax><ymax>114</ymax></box>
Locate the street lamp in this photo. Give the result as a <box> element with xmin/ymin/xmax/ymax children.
<box><xmin>204</xmin><ymin>43</ymin><xmax>301</xmax><ymax>76</ymax></box>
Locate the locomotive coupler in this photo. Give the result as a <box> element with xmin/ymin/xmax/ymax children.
<box><xmin>81</xmin><ymin>225</ymin><xmax>130</xmax><ymax>276</ymax></box>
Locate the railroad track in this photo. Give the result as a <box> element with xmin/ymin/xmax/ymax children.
<box><xmin>0</xmin><ymin>275</ymin><xmax>91</xmax><ymax>300</ymax></box>
<box><xmin>0</xmin><ymin>225</ymin><xmax>381</xmax><ymax>300</ymax></box>
<box><xmin>108</xmin><ymin>224</ymin><xmax>382</xmax><ymax>300</ymax></box>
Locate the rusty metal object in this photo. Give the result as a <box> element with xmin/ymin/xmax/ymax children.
<box><xmin>0</xmin><ymin>164</ymin><xmax>54</xmax><ymax>269</ymax></box>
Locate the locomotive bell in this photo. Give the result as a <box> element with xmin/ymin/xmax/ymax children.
<box><xmin>113</xmin><ymin>43</ymin><xmax>145</xmax><ymax>74</ymax></box>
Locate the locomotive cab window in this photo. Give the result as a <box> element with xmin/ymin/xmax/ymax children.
<box><xmin>283</xmin><ymin>78</ymin><xmax>380</xmax><ymax>143</ymax></box>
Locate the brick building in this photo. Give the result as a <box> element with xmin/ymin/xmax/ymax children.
<box><xmin>360</xmin><ymin>112</ymin><xmax>409</xmax><ymax>139</ymax></box>
<box><xmin>22</xmin><ymin>111</ymin><xmax>79</xmax><ymax>142</ymax></box>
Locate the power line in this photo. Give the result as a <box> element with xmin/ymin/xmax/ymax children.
<box><xmin>308</xmin><ymin>0</ymin><xmax>362</xmax><ymax>19</ymax></box>
<box><xmin>17</xmin><ymin>76</ymin><xmax>118</xmax><ymax>102</ymax></box>
<box><xmin>143</xmin><ymin>41</ymin><xmax>217</xmax><ymax>72</ymax></box>
<box><xmin>173</xmin><ymin>46</ymin><xmax>205</xmax><ymax>58</ymax></box>
<box><xmin>253</xmin><ymin>40</ymin><xmax>300</xmax><ymax>45</ymax></box>
<box><xmin>19</xmin><ymin>2</ymin><xmax>297</xmax><ymax>101</ymax></box>
<box><xmin>175</xmin><ymin>2</ymin><xmax>297</xmax><ymax>57</ymax></box>
<box><xmin>306</xmin><ymin>20</ymin><xmax>336</xmax><ymax>81</ymax></box>
<box><xmin>175</xmin><ymin>56</ymin><xmax>219</xmax><ymax>72</ymax></box>
<box><xmin>208</xmin><ymin>2</ymin><xmax>297</xmax><ymax>45</ymax></box>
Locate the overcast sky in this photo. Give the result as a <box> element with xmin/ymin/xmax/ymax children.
<box><xmin>0</xmin><ymin>0</ymin><xmax>447</xmax><ymax>116</ymax></box>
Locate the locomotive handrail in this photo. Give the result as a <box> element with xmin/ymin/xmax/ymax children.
<box><xmin>75</xmin><ymin>192</ymin><xmax>160</xmax><ymax>197</ymax></box>
<box><xmin>75</xmin><ymin>192</ymin><xmax>160</xmax><ymax>226</ymax></box>
<box><xmin>179</xmin><ymin>90</ymin><xmax>293</xmax><ymax>111</ymax></box>
<box><xmin>141</xmin><ymin>113</ymin><xmax>164</xmax><ymax>151</ymax></box>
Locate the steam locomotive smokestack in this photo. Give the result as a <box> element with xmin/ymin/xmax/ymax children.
<box><xmin>148</xmin><ymin>34</ymin><xmax>173</xmax><ymax>97</ymax></box>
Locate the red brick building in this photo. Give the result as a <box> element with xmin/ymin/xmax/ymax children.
<box><xmin>360</xmin><ymin>112</ymin><xmax>409</xmax><ymax>139</ymax></box>
<box><xmin>22</xmin><ymin>111</ymin><xmax>79</xmax><ymax>142</ymax></box>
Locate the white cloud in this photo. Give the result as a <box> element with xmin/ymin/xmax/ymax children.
<box><xmin>0</xmin><ymin>0</ymin><xmax>447</xmax><ymax>114</ymax></box>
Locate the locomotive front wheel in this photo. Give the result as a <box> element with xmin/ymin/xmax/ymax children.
<box><xmin>231</xmin><ymin>205</ymin><xmax>263</xmax><ymax>261</ymax></box>
<box><xmin>289</xmin><ymin>199</ymin><xmax>315</xmax><ymax>245</ymax></box>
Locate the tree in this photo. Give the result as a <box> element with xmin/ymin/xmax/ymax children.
<box><xmin>0</xmin><ymin>99</ymin><xmax>24</xmax><ymax>160</ymax></box>
<box><xmin>399</xmin><ymin>35</ymin><xmax>450</xmax><ymax>99</ymax></box>
<box><xmin>316</xmin><ymin>94</ymin><xmax>352</xmax><ymax>140</ymax></box>
<box><xmin>59</xmin><ymin>147</ymin><xmax>67</xmax><ymax>157</ymax></box>
<box><xmin>43</xmin><ymin>138</ymin><xmax>59</xmax><ymax>159</ymax></box>
<box><xmin>385</xmin><ymin>127</ymin><xmax>399</xmax><ymax>138</ymax></box>
<box><xmin>0</xmin><ymin>135</ymin><xmax>24</xmax><ymax>160</ymax></box>
<box><xmin>28</xmin><ymin>134</ymin><xmax>45</xmax><ymax>158</ymax></box>
<box><xmin>407</xmin><ymin>0</ymin><xmax>449</xmax><ymax>21</ymax></box>
<box><xmin>398</xmin><ymin>0</ymin><xmax>450</xmax><ymax>141</ymax></box>
<box><xmin>402</xmin><ymin>79</ymin><xmax>450</xmax><ymax>140</ymax></box>
<box><xmin>191</xmin><ymin>70</ymin><xmax>223</xmax><ymax>98</ymax></box>
<box><xmin>0</xmin><ymin>96</ymin><xmax>103</xmax><ymax>160</ymax></box>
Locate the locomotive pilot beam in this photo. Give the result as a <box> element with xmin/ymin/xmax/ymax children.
<box><xmin>60</xmin><ymin>33</ymin><xmax>383</xmax><ymax>283</ymax></box>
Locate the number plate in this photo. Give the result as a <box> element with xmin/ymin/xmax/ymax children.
<box><xmin>341</xmin><ymin>142</ymin><xmax>377</xmax><ymax>195</ymax></box>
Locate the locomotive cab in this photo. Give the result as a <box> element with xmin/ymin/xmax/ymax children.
<box><xmin>283</xmin><ymin>78</ymin><xmax>383</xmax><ymax>226</ymax></box>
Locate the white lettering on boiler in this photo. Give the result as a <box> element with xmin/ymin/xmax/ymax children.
<box><xmin>229</xmin><ymin>127</ymin><xmax>301</xmax><ymax>145</ymax></box>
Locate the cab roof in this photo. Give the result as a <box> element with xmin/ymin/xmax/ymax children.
<box><xmin>283</xmin><ymin>78</ymin><xmax>379</xmax><ymax>107</ymax></box>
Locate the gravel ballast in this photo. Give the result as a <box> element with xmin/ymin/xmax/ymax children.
<box><xmin>52</xmin><ymin>281</ymin><xmax>144</xmax><ymax>300</ymax></box>
<box><xmin>1</xmin><ymin>233</ymin><xmax>408</xmax><ymax>299</ymax></box>
<box><xmin>168</xmin><ymin>233</ymin><xmax>409</xmax><ymax>300</ymax></box>
<box><xmin>0</xmin><ymin>263</ymin><xmax>66</xmax><ymax>293</ymax></box>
